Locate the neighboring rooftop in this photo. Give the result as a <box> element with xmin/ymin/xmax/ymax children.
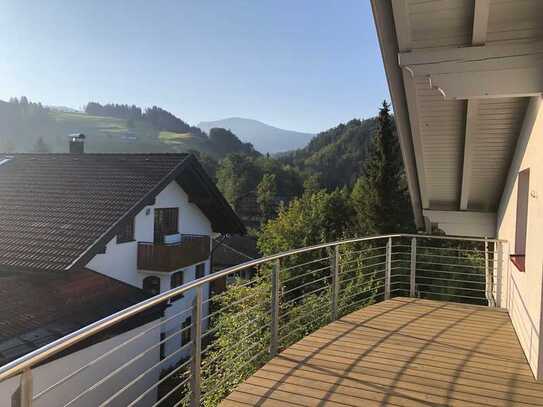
<box><xmin>212</xmin><ymin>235</ymin><xmax>259</xmax><ymax>270</ymax></box>
<box><xmin>0</xmin><ymin>153</ymin><xmax>245</xmax><ymax>272</ymax></box>
<box><xmin>0</xmin><ymin>268</ymin><xmax>155</xmax><ymax>366</ymax></box>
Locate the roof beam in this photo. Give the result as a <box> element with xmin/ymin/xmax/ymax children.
<box><xmin>400</xmin><ymin>42</ymin><xmax>543</xmax><ymax>98</ymax></box>
<box><xmin>428</xmin><ymin>67</ymin><xmax>543</xmax><ymax>99</ymax></box>
<box><xmin>399</xmin><ymin>41</ymin><xmax>543</xmax><ymax>68</ymax></box>
<box><xmin>472</xmin><ymin>0</ymin><xmax>490</xmax><ymax>45</ymax></box>
<box><xmin>460</xmin><ymin>0</ymin><xmax>489</xmax><ymax>210</ymax></box>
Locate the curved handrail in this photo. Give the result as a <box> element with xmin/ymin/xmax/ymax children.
<box><xmin>0</xmin><ymin>232</ymin><xmax>501</xmax><ymax>381</ymax></box>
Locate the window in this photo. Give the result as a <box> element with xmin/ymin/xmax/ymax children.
<box><xmin>512</xmin><ymin>169</ymin><xmax>530</xmax><ymax>272</ymax></box>
<box><xmin>143</xmin><ymin>276</ymin><xmax>161</xmax><ymax>296</ymax></box>
<box><xmin>117</xmin><ymin>218</ymin><xmax>134</xmax><ymax>243</ymax></box>
<box><xmin>154</xmin><ymin>208</ymin><xmax>179</xmax><ymax>244</ymax></box>
<box><xmin>170</xmin><ymin>270</ymin><xmax>184</xmax><ymax>301</ymax></box>
<box><xmin>196</xmin><ymin>263</ymin><xmax>206</xmax><ymax>279</ymax></box>
<box><xmin>181</xmin><ymin>317</ymin><xmax>192</xmax><ymax>346</ymax></box>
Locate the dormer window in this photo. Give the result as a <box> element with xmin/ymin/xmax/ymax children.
<box><xmin>117</xmin><ymin>218</ymin><xmax>135</xmax><ymax>243</ymax></box>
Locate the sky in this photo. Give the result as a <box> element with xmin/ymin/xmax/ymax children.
<box><xmin>0</xmin><ymin>1</ymin><xmax>389</xmax><ymax>134</ymax></box>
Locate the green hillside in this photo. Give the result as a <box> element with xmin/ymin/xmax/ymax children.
<box><xmin>0</xmin><ymin>99</ymin><xmax>258</xmax><ymax>159</ymax></box>
<box><xmin>278</xmin><ymin>118</ymin><xmax>379</xmax><ymax>189</ymax></box>
<box><xmin>49</xmin><ymin>111</ymin><xmax>192</xmax><ymax>154</ymax></box>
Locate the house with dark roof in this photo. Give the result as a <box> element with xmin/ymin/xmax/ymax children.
<box><xmin>211</xmin><ymin>235</ymin><xmax>260</xmax><ymax>294</ymax></box>
<box><xmin>0</xmin><ymin>141</ymin><xmax>244</xmax><ymax>405</ymax></box>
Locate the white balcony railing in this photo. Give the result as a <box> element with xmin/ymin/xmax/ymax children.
<box><xmin>0</xmin><ymin>234</ymin><xmax>504</xmax><ymax>407</ymax></box>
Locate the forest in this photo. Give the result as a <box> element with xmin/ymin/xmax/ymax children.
<box><xmin>85</xmin><ymin>102</ymin><xmax>206</xmax><ymax>137</ymax></box>
<box><xmin>211</xmin><ymin>105</ymin><xmax>408</xmax><ymax>234</ymax></box>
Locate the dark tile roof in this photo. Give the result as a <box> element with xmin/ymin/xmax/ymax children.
<box><xmin>0</xmin><ymin>153</ymin><xmax>244</xmax><ymax>272</ymax></box>
<box><xmin>212</xmin><ymin>235</ymin><xmax>259</xmax><ymax>269</ymax></box>
<box><xmin>0</xmin><ymin>268</ymin><xmax>154</xmax><ymax>366</ymax></box>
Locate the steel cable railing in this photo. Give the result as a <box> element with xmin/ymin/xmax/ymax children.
<box><xmin>0</xmin><ymin>233</ymin><xmax>504</xmax><ymax>407</ymax></box>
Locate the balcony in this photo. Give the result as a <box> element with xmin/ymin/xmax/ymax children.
<box><xmin>2</xmin><ymin>234</ymin><xmax>542</xmax><ymax>407</ymax></box>
<box><xmin>223</xmin><ymin>297</ymin><xmax>536</xmax><ymax>406</ymax></box>
<box><xmin>137</xmin><ymin>234</ymin><xmax>210</xmax><ymax>272</ymax></box>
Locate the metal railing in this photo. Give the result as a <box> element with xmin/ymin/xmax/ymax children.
<box><xmin>0</xmin><ymin>233</ymin><xmax>504</xmax><ymax>407</ymax></box>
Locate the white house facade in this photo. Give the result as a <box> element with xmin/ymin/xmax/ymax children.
<box><xmin>0</xmin><ymin>151</ymin><xmax>245</xmax><ymax>406</ymax></box>
<box><xmin>87</xmin><ymin>180</ymin><xmax>214</xmax><ymax>365</ymax></box>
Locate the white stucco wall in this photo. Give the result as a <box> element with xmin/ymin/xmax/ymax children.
<box><xmin>87</xmin><ymin>180</ymin><xmax>212</xmax><ymax>289</ymax></box>
<box><xmin>0</xmin><ymin>321</ymin><xmax>161</xmax><ymax>407</ymax></box>
<box><xmin>86</xmin><ymin>180</ymin><xmax>213</xmax><ymax>368</ymax></box>
<box><xmin>160</xmin><ymin>261</ymin><xmax>211</xmax><ymax>368</ymax></box>
<box><xmin>497</xmin><ymin>96</ymin><xmax>543</xmax><ymax>379</ymax></box>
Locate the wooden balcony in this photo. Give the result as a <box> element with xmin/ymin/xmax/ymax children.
<box><xmin>137</xmin><ymin>235</ymin><xmax>210</xmax><ymax>272</ymax></box>
<box><xmin>222</xmin><ymin>297</ymin><xmax>543</xmax><ymax>406</ymax></box>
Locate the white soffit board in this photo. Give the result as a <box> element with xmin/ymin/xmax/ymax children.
<box><xmin>393</xmin><ymin>0</ymin><xmax>543</xmax><ymax>217</ymax></box>
<box><xmin>407</xmin><ymin>0</ymin><xmax>473</xmax><ymax>50</ymax></box>
<box><xmin>467</xmin><ymin>97</ymin><xmax>529</xmax><ymax>211</ymax></box>
<box><xmin>415</xmin><ymin>77</ymin><xmax>464</xmax><ymax>209</ymax></box>
<box><xmin>486</xmin><ymin>0</ymin><xmax>543</xmax><ymax>44</ymax></box>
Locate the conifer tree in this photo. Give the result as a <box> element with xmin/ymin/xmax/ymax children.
<box><xmin>256</xmin><ymin>173</ymin><xmax>277</xmax><ymax>222</ymax></box>
<box><xmin>351</xmin><ymin>101</ymin><xmax>413</xmax><ymax>234</ymax></box>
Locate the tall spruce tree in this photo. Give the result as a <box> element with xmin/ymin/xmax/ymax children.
<box><xmin>351</xmin><ymin>101</ymin><xmax>413</xmax><ymax>234</ymax></box>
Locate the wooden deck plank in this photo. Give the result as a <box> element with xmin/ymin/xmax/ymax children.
<box><xmin>221</xmin><ymin>297</ymin><xmax>543</xmax><ymax>406</ymax></box>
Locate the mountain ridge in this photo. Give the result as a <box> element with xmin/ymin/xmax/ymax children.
<box><xmin>198</xmin><ymin>117</ymin><xmax>314</xmax><ymax>154</ymax></box>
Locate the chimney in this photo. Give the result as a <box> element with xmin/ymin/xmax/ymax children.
<box><xmin>69</xmin><ymin>133</ymin><xmax>85</xmax><ymax>154</ymax></box>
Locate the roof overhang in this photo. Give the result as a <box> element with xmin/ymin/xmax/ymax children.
<box><xmin>371</xmin><ymin>0</ymin><xmax>424</xmax><ymax>229</ymax></box>
<box><xmin>371</xmin><ymin>0</ymin><xmax>543</xmax><ymax>237</ymax></box>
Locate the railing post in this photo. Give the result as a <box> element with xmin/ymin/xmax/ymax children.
<box><xmin>331</xmin><ymin>245</ymin><xmax>339</xmax><ymax>321</ymax></box>
<box><xmin>410</xmin><ymin>238</ymin><xmax>417</xmax><ymax>297</ymax></box>
<box><xmin>270</xmin><ymin>259</ymin><xmax>280</xmax><ymax>357</ymax></box>
<box><xmin>19</xmin><ymin>368</ymin><xmax>32</xmax><ymax>407</ymax></box>
<box><xmin>190</xmin><ymin>286</ymin><xmax>202</xmax><ymax>407</ymax></box>
<box><xmin>484</xmin><ymin>237</ymin><xmax>495</xmax><ymax>307</ymax></box>
<box><xmin>385</xmin><ymin>238</ymin><xmax>392</xmax><ymax>300</ymax></box>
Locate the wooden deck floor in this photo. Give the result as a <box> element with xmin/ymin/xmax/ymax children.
<box><xmin>221</xmin><ymin>297</ymin><xmax>543</xmax><ymax>406</ymax></box>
